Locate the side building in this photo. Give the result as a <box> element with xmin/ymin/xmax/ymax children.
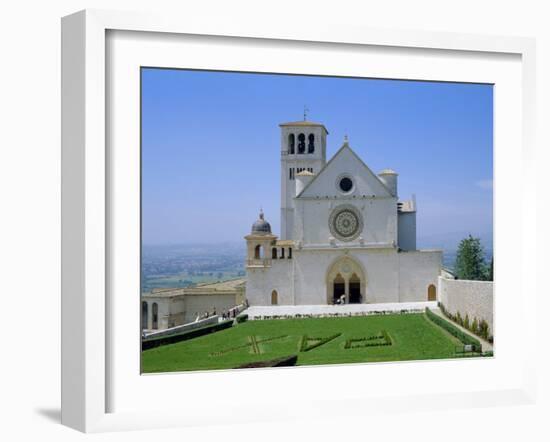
<box><xmin>141</xmin><ymin>278</ymin><xmax>246</xmax><ymax>331</ymax></box>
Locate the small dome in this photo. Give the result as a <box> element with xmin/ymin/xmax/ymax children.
<box><xmin>379</xmin><ymin>168</ymin><xmax>398</xmax><ymax>175</ymax></box>
<box><xmin>251</xmin><ymin>210</ymin><xmax>271</xmax><ymax>234</ymax></box>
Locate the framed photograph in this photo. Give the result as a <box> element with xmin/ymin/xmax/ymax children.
<box><xmin>61</xmin><ymin>9</ymin><xmax>537</xmax><ymax>433</ymax></box>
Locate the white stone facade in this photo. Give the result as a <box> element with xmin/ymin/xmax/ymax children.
<box><xmin>438</xmin><ymin>276</ymin><xmax>494</xmax><ymax>334</ymax></box>
<box><xmin>245</xmin><ymin>120</ymin><xmax>443</xmax><ymax>307</ymax></box>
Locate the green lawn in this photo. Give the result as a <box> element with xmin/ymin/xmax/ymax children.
<box><xmin>141</xmin><ymin>313</ymin><xmax>464</xmax><ymax>373</ymax></box>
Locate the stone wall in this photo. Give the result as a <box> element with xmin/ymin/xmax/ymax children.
<box><xmin>246</xmin><ymin>258</ymin><xmax>293</xmax><ymax>306</ymax></box>
<box><xmin>438</xmin><ymin>276</ymin><xmax>494</xmax><ymax>335</ymax></box>
<box><xmin>142</xmin><ymin>297</ymin><xmax>185</xmax><ymax>330</ymax></box>
<box><xmin>183</xmin><ymin>293</ymin><xmax>238</xmax><ymax>323</ymax></box>
<box><xmin>144</xmin><ymin>315</ymin><xmax>219</xmax><ymax>339</ymax></box>
<box><xmin>398</xmin><ymin>250</ymin><xmax>442</xmax><ymax>302</ymax></box>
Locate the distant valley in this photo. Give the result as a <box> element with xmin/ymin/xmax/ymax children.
<box><xmin>141</xmin><ymin>243</ymin><xmax>246</xmax><ymax>293</ymax></box>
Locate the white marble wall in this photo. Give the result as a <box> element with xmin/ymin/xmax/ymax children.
<box><xmin>246</xmin><ymin>258</ymin><xmax>293</xmax><ymax>306</ymax></box>
<box><xmin>398</xmin><ymin>250</ymin><xmax>442</xmax><ymax>302</ymax></box>
<box><xmin>294</xmin><ymin>197</ymin><xmax>397</xmax><ymax>248</ymax></box>
<box><xmin>438</xmin><ymin>276</ymin><xmax>494</xmax><ymax>334</ymax></box>
<box><xmin>183</xmin><ymin>293</ymin><xmax>239</xmax><ymax>323</ymax></box>
<box><xmin>246</xmin><ymin>247</ymin><xmax>442</xmax><ymax>306</ymax></box>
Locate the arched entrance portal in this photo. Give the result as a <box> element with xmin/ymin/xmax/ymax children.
<box><xmin>333</xmin><ymin>274</ymin><xmax>345</xmax><ymax>303</ymax></box>
<box><xmin>326</xmin><ymin>256</ymin><xmax>366</xmax><ymax>304</ymax></box>
<box><xmin>349</xmin><ymin>273</ymin><xmax>361</xmax><ymax>303</ymax></box>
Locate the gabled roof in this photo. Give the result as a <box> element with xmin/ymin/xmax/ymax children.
<box><xmin>296</xmin><ymin>142</ymin><xmax>393</xmax><ymax>198</ymax></box>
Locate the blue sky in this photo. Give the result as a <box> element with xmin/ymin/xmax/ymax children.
<box><xmin>141</xmin><ymin>68</ymin><xmax>493</xmax><ymax>245</ymax></box>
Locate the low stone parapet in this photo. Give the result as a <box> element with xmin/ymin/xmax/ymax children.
<box><xmin>143</xmin><ymin>315</ymin><xmax>219</xmax><ymax>339</ymax></box>
<box><xmin>243</xmin><ymin>301</ymin><xmax>438</xmax><ymax>320</ymax></box>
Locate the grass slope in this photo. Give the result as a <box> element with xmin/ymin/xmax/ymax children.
<box><xmin>141</xmin><ymin>313</ymin><xmax>462</xmax><ymax>373</ymax></box>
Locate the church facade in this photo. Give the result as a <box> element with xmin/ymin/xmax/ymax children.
<box><xmin>245</xmin><ymin>120</ymin><xmax>443</xmax><ymax>306</ymax></box>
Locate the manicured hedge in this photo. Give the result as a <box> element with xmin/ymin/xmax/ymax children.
<box><xmin>236</xmin><ymin>314</ymin><xmax>248</xmax><ymax>323</ymax></box>
<box><xmin>210</xmin><ymin>335</ymin><xmax>288</xmax><ymax>357</ymax></box>
<box><xmin>142</xmin><ymin>320</ymin><xmax>234</xmax><ymax>350</ymax></box>
<box><xmin>344</xmin><ymin>330</ymin><xmax>393</xmax><ymax>349</ymax></box>
<box><xmin>438</xmin><ymin>302</ymin><xmax>492</xmax><ymax>342</ymax></box>
<box><xmin>425</xmin><ymin>308</ymin><xmax>481</xmax><ymax>352</ymax></box>
<box><xmin>299</xmin><ymin>333</ymin><xmax>341</xmax><ymax>352</ymax></box>
<box><xmin>234</xmin><ymin>355</ymin><xmax>298</xmax><ymax>369</ymax></box>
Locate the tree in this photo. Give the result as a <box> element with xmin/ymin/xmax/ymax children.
<box><xmin>479</xmin><ymin>319</ymin><xmax>489</xmax><ymax>340</ymax></box>
<box><xmin>471</xmin><ymin>317</ymin><xmax>479</xmax><ymax>335</ymax></box>
<box><xmin>454</xmin><ymin>235</ymin><xmax>487</xmax><ymax>280</ymax></box>
<box><xmin>463</xmin><ymin>314</ymin><xmax>470</xmax><ymax>330</ymax></box>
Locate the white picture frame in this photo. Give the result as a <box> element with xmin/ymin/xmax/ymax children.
<box><xmin>61</xmin><ymin>9</ymin><xmax>537</xmax><ymax>433</ymax></box>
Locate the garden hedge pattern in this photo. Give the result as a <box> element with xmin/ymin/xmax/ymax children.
<box><xmin>344</xmin><ymin>330</ymin><xmax>392</xmax><ymax>349</ymax></box>
<box><xmin>210</xmin><ymin>335</ymin><xmax>288</xmax><ymax>356</ymax></box>
<box><xmin>299</xmin><ymin>333</ymin><xmax>342</xmax><ymax>352</ymax></box>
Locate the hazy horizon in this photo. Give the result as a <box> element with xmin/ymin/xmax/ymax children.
<box><xmin>142</xmin><ymin>229</ymin><xmax>493</xmax><ymax>250</ymax></box>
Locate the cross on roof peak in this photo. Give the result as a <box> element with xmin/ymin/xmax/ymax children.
<box><xmin>303</xmin><ymin>105</ymin><xmax>309</xmax><ymax>121</ymax></box>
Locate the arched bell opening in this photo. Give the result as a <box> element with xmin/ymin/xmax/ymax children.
<box><xmin>297</xmin><ymin>133</ymin><xmax>306</xmax><ymax>154</ymax></box>
<box><xmin>288</xmin><ymin>133</ymin><xmax>295</xmax><ymax>154</ymax></box>
<box><xmin>254</xmin><ymin>244</ymin><xmax>263</xmax><ymax>259</ymax></box>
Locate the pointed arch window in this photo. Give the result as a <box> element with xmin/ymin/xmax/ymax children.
<box><xmin>308</xmin><ymin>133</ymin><xmax>315</xmax><ymax>153</ymax></box>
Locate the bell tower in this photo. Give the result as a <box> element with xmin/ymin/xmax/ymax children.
<box><xmin>279</xmin><ymin>119</ymin><xmax>328</xmax><ymax>239</ymax></box>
